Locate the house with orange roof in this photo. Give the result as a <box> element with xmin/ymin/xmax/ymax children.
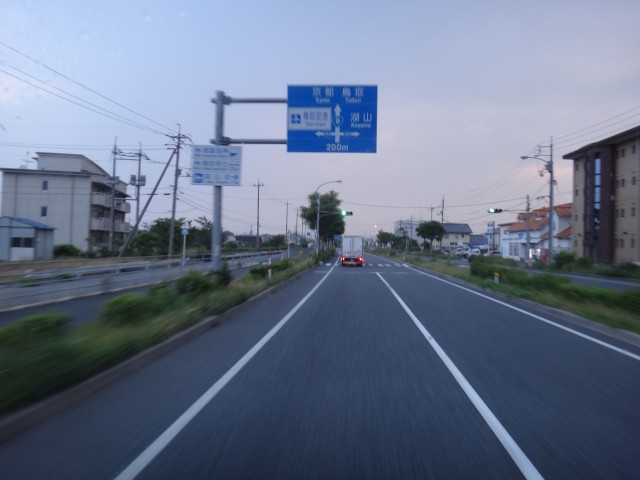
<box><xmin>499</xmin><ymin>203</ymin><xmax>572</xmax><ymax>261</ymax></box>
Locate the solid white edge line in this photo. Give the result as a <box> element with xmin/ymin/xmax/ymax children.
<box><xmin>376</xmin><ymin>273</ymin><xmax>543</xmax><ymax>480</ymax></box>
<box><xmin>114</xmin><ymin>263</ymin><xmax>337</xmax><ymax>480</ymax></box>
<box><xmin>404</xmin><ymin>265</ymin><xmax>640</xmax><ymax>362</ymax></box>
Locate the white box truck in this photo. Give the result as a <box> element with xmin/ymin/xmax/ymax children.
<box><xmin>341</xmin><ymin>236</ymin><xmax>364</xmax><ymax>266</ymax></box>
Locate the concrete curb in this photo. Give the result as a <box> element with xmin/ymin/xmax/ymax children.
<box><xmin>0</xmin><ymin>268</ymin><xmax>311</xmax><ymax>444</ymax></box>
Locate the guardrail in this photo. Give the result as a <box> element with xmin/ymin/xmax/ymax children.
<box><xmin>0</xmin><ymin>250</ymin><xmax>285</xmax><ymax>312</ymax></box>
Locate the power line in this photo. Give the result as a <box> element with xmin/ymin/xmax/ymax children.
<box><xmin>0</xmin><ymin>39</ymin><xmax>177</xmax><ymax>135</ymax></box>
<box><xmin>0</xmin><ymin>142</ymin><xmax>168</xmax><ymax>151</ymax></box>
<box><xmin>0</xmin><ymin>67</ymin><xmax>165</xmax><ymax>135</ymax></box>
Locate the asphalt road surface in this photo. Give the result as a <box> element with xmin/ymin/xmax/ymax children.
<box><xmin>1</xmin><ymin>253</ymin><xmax>639</xmax><ymax>479</ymax></box>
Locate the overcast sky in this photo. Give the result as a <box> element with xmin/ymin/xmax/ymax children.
<box><xmin>1</xmin><ymin>0</ymin><xmax>639</xmax><ymax>239</ymax></box>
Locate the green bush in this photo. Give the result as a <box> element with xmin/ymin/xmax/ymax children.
<box><xmin>174</xmin><ymin>270</ymin><xmax>223</xmax><ymax>296</ymax></box>
<box><xmin>316</xmin><ymin>248</ymin><xmax>336</xmax><ymax>263</ymax></box>
<box><xmin>271</xmin><ymin>259</ymin><xmax>292</xmax><ymax>272</ymax></box>
<box><xmin>248</xmin><ymin>264</ymin><xmax>271</xmax><ymax>278</ymax></box>
<box><xmin>499</xmin><ymin>267</ymin><xmax>530</xmax><ymax>285</ymax></box>
<box><xmin>98</xmin><ymin>293</ymin><xmax>153</xmax><ymax>325</ymax></box>
<box><xmin>532</xmin><ymin>259</ymin><xmax>548</xmax><ymax>269</ymax></box>
<box><xmin>469</xmin><ymin>259</ymin><xmax>499</xmax><ymax>279</ymax></box>
<box><xmin>54</xmin><ymin>244</ymin><xmax>82</xmax><ymax>257</ymax></box>
<box><xmin>249</xmin><ymin>259</ymin><xmax>296</xmax><ymax>279</ymax></box>
<box><xmin>596</xmin><ymin>262</ymin><xmax>640</xmax><ymax>279</ymax></box>
<box><xmin>0</xmin><ymin>312</ymin><xmax>70</xmax><ymax>345</ymax></box>
<box><xmin>575</xmin><ymin>256</ymin><xmax>594</xmax><ymax>269</ymax></box>
<box><xmin>204</xmin><ymin>288</ymin><xmax>249</xmax><ymax>315</ymax></box>
<box><xmin>618</xmin><ymin>289</ymin><xmax>640</xmax><ymax>313</ymax></box>
<box><xmin>552</xmin><ymin>251</ymin><xmax>576</xmax><ymax>270</ymax></box>
<box><xmin>527</xmin><ymin>273</ymin><xmax>571</xmax><ymax>290</ymax></box>
<box><xmin>211</xmin><ymin>263</ymin><xmax>232</xmax><ymax>287</ymax></box>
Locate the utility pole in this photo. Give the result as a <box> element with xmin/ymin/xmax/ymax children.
<box><xmin>135</xmin><ymin>143</ymin><xmax>143</xmax><ymax>224</ymax></box>
<box><xmin>118</xmin><ymin>149</ymin><xmax>177</xmax><ymax>257</ymax></box>
<box><xmin>254</xmin><ymin>179</ymin><xmax>264</xmax><ymax>249</ymax></box>
<box><xmin>520</xmin><ymin>137</ymin><xmax>554</xmax><ymax>263</ymax></box>
<box><xmin>548</xmin><ymin>138</ymin><xmax>554</xmax><ymax>263</ymax></box>
<box><xmin>168</xmin><ymin>126</ymin><xmax>187</xmax><ymax>257</ymax></box>
<box><xmin>525</xmin><ymin>194</ymin><xmax>531</xmax><ymax>264</ymax></box>
<box><xmin>109</xmin><ymin>138</ymin><xmax>118</xmax><ymax>253</ymax></box>
<box><xmin>285</xmin><ymin>200</ymin><xmax>290</xmax><ymax>258</ymax></box>
<box><xmin>440</xmin><ymin>197</ymin><xmax>445</xmax><ymax>252</ymax></box>
<box><xmin>295</xmin><ymin>207</ymin><xmax>299</xmax><ymax>246</ymax></box>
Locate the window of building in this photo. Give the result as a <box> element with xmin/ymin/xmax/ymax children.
<box><xmin>621</xmin><ymin>148</ymin><xmax>626</xmax><ymax>158</ymax></box>
<box><xmin>575</xmin><ymin>163</ymin><xmax>579</xmax><ymax>171</ymax></box>
<box><xmin>620</xmin><ymin>238</ymin><xmax>625</xmax><ymax>248</ymax></box>
<box><xmin>633</xmin><ymin>176</ymin><xmax>637</xmax><ymax>186</ymax></box>
<box><xmin>575</xmin><ymin>189</ymin><xmax>579</xmax><ymax>197</ymax></box>
<box><xmin>616</xmin><ymin>209</ymin><xmax>619</xmax><ymax>218</ymax></box>
<box><xmin>621</xmin><ymin>178</ymin><xmax>625</xmax><ymax>188</ymax></box>
<box><xmin>42</xmin><ymin>180</ymin><xmax>48</xmax><ymax>191</ymax></box>
<box><xmin>40</xmin><ymin>206</ymin><xmax>47</xmax><ymax>217</ymax></box>
<box><xmin>11</xmin><ymin>237</ymin><xmax>34</xmax><ymax>248</ymax></box>
<box><xmin>633</xmin><ymin>207</ymin><xmax>636</xmax><ymax>217</ymax></box>
<box><xmin>593</xmin><ymin>158</ymin><xmax>601</xmax><ymax>240</ymax></box>
<box><xmin>632</xmin><ymin>145</ymin><xmax>637</xmax><ymax>154</ymax></box>
<box><xmin>621</xmin><ymin>209</ymin><xmax>625</xmax><ymax>218</ymax></box>
<box><xmin>632</xmin><ymin>239</ymin><xmax>636</xmax><ymax>248</ymax></box>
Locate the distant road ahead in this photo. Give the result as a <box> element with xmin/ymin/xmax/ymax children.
<box><xmin>2</xmin><ymin>253</ymin><xmax>639</xmax><ymax>479</ymax></box>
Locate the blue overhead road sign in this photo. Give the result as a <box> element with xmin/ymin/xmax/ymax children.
<box><xmin>287</xmin><ymin>85</ymin><xmax>377</xmax><ymax>153</ymax></box>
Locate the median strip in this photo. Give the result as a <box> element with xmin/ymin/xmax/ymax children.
<box><xmin>114</xmin><ymin>262</ymin><xmax>337</xmax><ymax>480</ymax></box>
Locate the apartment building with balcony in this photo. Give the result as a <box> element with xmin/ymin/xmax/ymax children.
<box><xmin>563</xmin><ymin>125</ymin><xmax>639</xmax><ymax>264</ymax></box>
<box><xmin>0</xmin><ymin>152</ymin><xmax>130</xmax><ymax>253</ymax></box>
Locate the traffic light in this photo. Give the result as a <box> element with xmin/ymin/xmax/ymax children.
<box><xmin>341</xmin><ymin>210</ymin><xmax>353</xmax><ymax>216</ymax></box>
<box><xmin>487</xmin><ymin>208</ymin><xmax>503</xmax><ymax>213</ymax></box>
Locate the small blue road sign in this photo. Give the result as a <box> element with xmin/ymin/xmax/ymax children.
<box><xmin>287</xmin><ymin>85</ymin><xmax>377</xmax><ymax>153</ymax></box>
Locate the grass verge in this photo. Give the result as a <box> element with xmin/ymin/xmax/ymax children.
<box><xmin>404</xmin><ymin>255</ymin><xmax>640</xmax><ymax>335</ymax></box>
<box><xmin>0</xmin><ymin>256</ymin><xmax>315</xmax><ymax>415</ymax></box>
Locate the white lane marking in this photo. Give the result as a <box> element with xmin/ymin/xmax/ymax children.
<box><xmin>114</xmin><ymin>263</ymin><xmax>338</xmax><ymax>480</ymax></box>
<box><xmin>376</xmin><ymin>273</ymin><xmax>543</xmax><ymax>480</ymax></box>
<box><xmin>405</xmin><ymin>265</ymin><xmax>640</xmax><ymax>362</ymax></box>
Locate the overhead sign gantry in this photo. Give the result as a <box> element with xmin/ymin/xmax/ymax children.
<box><xmin>201</xmin><ymin>85</ymin><xmax>377</xmax><ymax>270</ymax></box>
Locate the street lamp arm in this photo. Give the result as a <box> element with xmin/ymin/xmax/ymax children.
<box><xmin>520</xmin><ymin>138</ymin><xmax>554</xmax><ymax>263</ymax></box>
<box><xmin>315</xmin><ymin>179</ymin><xmax>343</xmax><ymax>193</ymax></box>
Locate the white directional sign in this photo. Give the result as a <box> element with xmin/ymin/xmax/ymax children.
<box><xmin>191</xmin><ymin>145</ymin><xmax>242</xmax><ymax>186</ymax></box>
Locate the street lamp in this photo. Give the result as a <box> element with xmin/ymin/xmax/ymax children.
<box><xmin>315</xmin><ymin>179</ymin><xmax>342</xmax><ymax>256</ymax></box>
<box><xmin>521</xmin><ymin>139</ymin><xmax>554</xmax><ymax>264</ymax></box>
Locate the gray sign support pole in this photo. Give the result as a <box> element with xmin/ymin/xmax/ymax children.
<box><xmin>210</xmin><ymin>90</ymin><xmax>287</xmax><ymax>271</ymax></box>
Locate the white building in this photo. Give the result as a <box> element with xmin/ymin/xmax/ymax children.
<box><xmin>1</xmin><ymin>152</ymin><xmax>130</xmax><ymax>253</ymax></box>
<box><xmin>499</xmin><ymin>203</ymin><xmax>572</xmax><ymax>261</ymax></box>
<box><xmin>394</xmin><ymin>219</ymin><xmax>421</xmax><ymax>241</ymax></box>
<box><xmin>0</xmin><ymin>216</ymin><xmax>55</xmax><ymax>261</ymax></box>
